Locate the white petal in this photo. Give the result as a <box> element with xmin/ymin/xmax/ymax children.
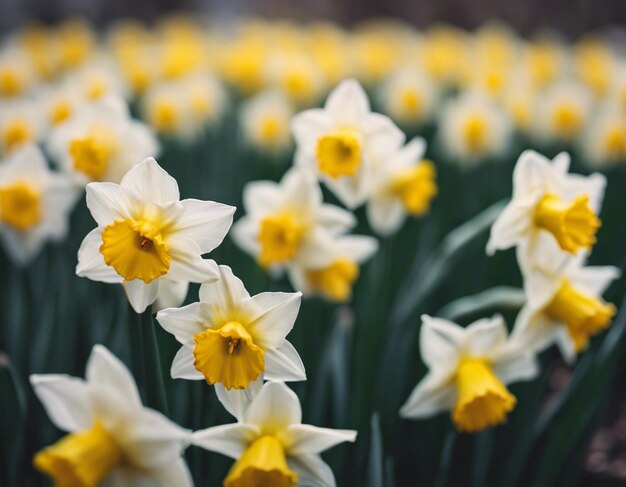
<box><xmin>167</xmin><ymin>244</ymin><xmax>220</xmax><ymax>283</ymax></box>
<box><xmin>419</xmin><ymin>315</ymin><xmax>463</xmax><ymax>370</ymax></box>
<box><xmin>325</xmin><ymin>79</ymin><xmax>370</xmax><ymax>126</ymax></box>
<box><xmin>247</xmin><ymin>292</ymin><xmax>302</xmax><ymax>350</ymax></box>
<box><xmin>264</xmin><ymin>341</ymin><xmax>306</xmax><ymax>382</ymax></box>
<box><xmin>174</xmin><ymin>199</ymin><xmax>235</xmax><ymax>254</ymax></box>
<box><xmin>86</xmin><ymin>345</ymin><xmax>142</xmax><ymax>409</ymax></box>
<box><xmin>157</xmin><ymin>302</ymin><xmax>208</xmax><ymax>344</ymax></box>
<box><xmin>152</xmin><ymin>458</ymin><xmax>193</xmax><ymax>487</ymax></box>
<box><xmin>30</xmin><ymin>375</ymin><xmax>92</xmax><ymax>432</ymax></box>
<box><xmin>288</xmin><ymin>454</ymin><xmax>337</xmax><ymax>487</ymax></box>
<box><xmin>284</xmin><ymin>424</ymin><xmax>356</xmax><ymax>456</ymax></box>
<box><xmin>192</xmin><ymin>423</ymin><xmax>260</xmax><ymax>459</ymax></box>
<box><xmin>290</xmin><ymin>108</ymin><xmax>331</xmax><ymax>145</ymax></box>
<box><xmin>198</xmin><ymin>265</ymin><xmax>251</xmax><ymax>311</ymax></box>
<box><xmin>362</xmin><ymin>112</ymin><xmax>406</xmax><ymax>157</ymax></box>
<box><xmin>85</xmin><ymin>182</ymin><xmax>132</xmax><ymax>227</ymax></box>
<box><xmin>75</xmin><ymin>228</ymin><xmax>123</xmax><ymax>283</ymax></box>
<box><xmin>153</xmin><ymin>280</ymin><xmax>189</xmax><ymax>313</ymax></box>
<box><xmin>336</xmin><ymin>235</ymin><xmax>378</xmax><ymax>263</ymax></box>
<box><xmin>512</xmin><ymin>150</ymin><xmax>554</xmax><ymax>198</ymax></box>
<box><xmin>486</xmin><ymin>198</ymin><xmax>534</xmax><ymax>255</ymax></box>
<box><xmin>570</xmin><ymin>265</ymin><xmax>621</xmax><ymax>296</ymax></box>
<box><xmin>120</xmin><ymin>157</ymin><xmax>180</xmax><ymax>204</ymax></box>
<box><xmin>492</xmin><ymin>354</ymin><xmax>539</xmax><ymax>385</ymax></box>
<box><xmin>123</xmin><ymin>279</ymin><xmax>160</xmax><ymax>313</ymax></box>
<box><xmin>553</xmin><ymin>326</ymin><xmax>578</xmax><ymax>365</ymax></box>
<box><xmin>215</xmin><ymin>378</ymin><xmax>263</xmax><ymax>421</ymax></box>
<box><xmin>170</xmin><ymin>345</ymin><xmax>203</xmax><ymax>380</ymax></box>
<box><xmin>244</xmin><ymin>381</ymin><xmax>302</xmax><ymax>429</ymax></box>
<box><xmin>316</xmin><ymin>204</ymin><xmax>356</xmax><ymax>235</ymax></box>
<box><xmin>366</xmin><ymin>196</ymin><xmax>406</xmax><ymax>236</ymax></box>
<box><xmin>102</xmin><ymin>466</ymin><xmax>155</xmax><ymax>487</ymax></box>
<box><xmin>399</xmin><ymin>371</ymin><xmax>455</xmax><ymax>419</ymax></box>
<box><xmin>464</xmin><ymin>315</ymin><xmax>508</xmax><ymax>357</ymax></box>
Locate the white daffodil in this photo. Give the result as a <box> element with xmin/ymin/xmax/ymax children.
<box><xmin>0</xmin><ymin>145</ymin><xmax>79</xmax><ymax>265</ymax></box>
<box><xmin>265</xmin><ymin>52</ymin><xmax>325</xmax><ymax>106</ymax></box>
<box><xmin>47</xmin><ymin>95</ymin><xmax>159</xmax><ymax>185</ymax></box>
<box><xmin>533</xmin><ymin>80</ymin><xmax>593</xmax><ymax>144</ymax></box>
<box><xmin>240</xmin><ymin>89</ymin><xmax>294</xmax><ymax>154</ymax></box>
<box><xmin>76</xmin><ymin>157</ymin><xmax>235</xmax><ymax>313</ymax></box>
<box><xmin>140</xmin><ymin>80</ymin><xmax>196</xmax><ymax>140</ymax></box>
<box><xmin>400</xmin><ymin>314</ymin><xmax>538</xmax><ymax>433</ymax></box>
<box><xmin>287</xmin><ymin>232</ymin><xmax>378</xmax><ymax>303</ymax></box>
<box><xmin>437</xmin><ymin>90</ymin><xmax>513</xmax><ymax>165</ymax></box>
<box><xmin>180</xmin><ymin>73</ymin><xmax>227</xmax><ymax>129</ymax></box>
<box><xmin>378</xmin><ymin>67</ymin><xmax>439</xmax><ymax>127</ymax></box>
<box><xmin>37</xmin><ymin>83</ymin><xmax>86</xmax><ymax>128</ymax></box>
<box><xmin>0</xmin><ymin>98</ymin><xmax>46</xmax><ymax>156</ymax></box>
<box><xmin>366</xmin><ymin>137</ymin><xmax>437</xmax><ymax>236</ymax></box>
<box><xmin>231</xmin><ymin>167</ymin><xmax>356</xmax><ymax>272</ymax></box>
<box><xmin>0</xmin><ymin>45</ymin><xmax>36</xmax><ymax>100</ymax></box>
<box><xmin>291</xmin><ymin>78</ymin><xmax>405</xmax><ymax>209</ymax></box>
<box><xmin>512</xmin><ymin>233</ymin><xmax>619</xmax><ymax>363</ymax></box>
<box><xmin>157</xmin><ymin>265</ymin><xmax>305</xmax><ymax>390</ymax></box>
<box><xmin>61</xmin><ymin>54</ymin><xmax>130</xmax><ymax>102</ymax></box>
<box><xmin>31</xmin><ymin>345</ymin><xmax>192</xmax><ymax>487</ymax></box>
<box><xmin>487</xmin><ymin>150</ymin><xmax>605</xmax><ymax>258</ymax></box>
<box><xmin>193</xmin><ymin>380</ymin><xmax>356</xmax><ymax>487</ymax></box>
<box><xmin>581</xmin><ymin>104</ymin><xmax>626</xmax><ymax>167</ymax></box>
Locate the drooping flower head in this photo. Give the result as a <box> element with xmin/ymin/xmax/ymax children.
<box><xmin>400</xmin><ymin>315</ymin><xmax>538</xmax><ymax>433</ymax></box>
<box><xmin>487</xmin><ymin>150</ymin><xmax>605</xmax><ymax>258</ymax></box>
<box><xmin>194</xmin><ymin>380</ymin><xmax>356</xmax><ymax>487</ymax></box>
<box><xmin>31</xmin><ymin>345</ymin><xmax>192</xmax><ymax>487</ymax></box>
<box><xmin>157</xmin><ymin>265</ymin><xmax>305</xmax><ymax>390</ymax></box>
<box><xmin>76</xmin><ymin>157</ymin><xmax>235</xmax><ymax>313</ymax></box>
<box><xmin>512</xmin><ymin>233</ymin><xmax>619</xmax><ymax>362</ymax></box>
<box><xmin>0</xmin><ymin>145</ymin><xmax>79</xmax><ymax>265</ymax></box>
<box><xmin>291</xmin><ymin>78</ymin><xmax>405</xmax><ymax>209</ymax></box>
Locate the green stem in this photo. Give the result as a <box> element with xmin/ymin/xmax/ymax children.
<box><xmin>433</xmin><ymin>429</ymin><xmax>456</xmax><ymax>487</ymax></box>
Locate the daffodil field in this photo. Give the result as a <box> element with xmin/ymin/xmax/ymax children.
<box><xmin>1</xmin><ymin>16</ymin><xmax>626</xmax><ymax>487</ymax></box>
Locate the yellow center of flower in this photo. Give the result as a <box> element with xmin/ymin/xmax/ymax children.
<box><xmin>86</xmin><ymin>78</ymin><xmax>107</xmax><ymax>101</ymax></box>
<box><xmin>306</xmin><ymin>258</ymin><xmax>359</xmax><ymax>302</ymax></box>
<box><xmin>225</xmin><ymin>435</ymin><xmax>298</xmax><ymax>487</ymax></box>
<box><xmin>259</xmin><ymin>116</ymin><xmax>285</xmax><ymax>144</ymax></box>
<box><xmin>390</xmin><ymin>160</ymin><xmax>438</xmax><ymax>215</ymax></box>
<box><xmin>534</xmin><ymin>193</ymin><xmax>600</xmax><ymax>253</ymax></box>
<box><xmin>258</xmin><ymin>212</ymin><xmax>305</xmax><ymax>267</ymax></box>
<box><xmin>69</xmin><ymin>136</ymin><xmax>110</xmax><ymax>181</ymax></box>
<box><xmin>193</xmin><ymin>321</ymin><xmax>265</xmax><ymax>390</ymax></box>
<box><xmin>190</xmin><ymin>92</ymin><xmax>212</xmax><ymax>119</ymax></box>
<box><xmin>545</xmin><ymin>280</ymin><xmax>616</xmax><ymax>352</ymax></box>
<box><xmin>100</xmin><ymin>218</ymin><xmax>171</xmax><ymax>283</ymax></box>
<box><xmin>0</xmin><ymin>69</ymin><xmax>23</xmax><ymax>97</ymax></box>
<box><xmin>282</xmin><ymin>69</ymin><xmax>315</xmax><ymax>103</ymax></box>
<box><xmin>399</xmin><ymin>89</ymin><xmax>423</xmax><ymax>119</ymax></box>
<box><xmin>150</xmin><ymin>101</ymin><xmax>180</xmax><ymax>134</ymax></box>
<box><xmin>50</xmin><ymin>101</ymin><xmax>72</xmax><ymax>125</ymax></box>
<box><xmin>552</xmin><ymin>104</ymin><xmax>582</xmax><ymax>138</ymax></box>
<box><xmin>604</xmin><ymin>124</ymin><xmax>626</xmax><ymax>159</ymax></box>
<box><xmin>3</xmin><ymin>120</ymin><xmax>32</xmax><ymax>152</ymax></box>
<box><xmin>33</xmin><ymin>421</ymin><xmax>122</xmax><ymax>487</ymax></box>
<box><xmin>452</xmin><ymin>358</ymin><xmax>517</xmax><ymax>433</ymax></box>
<box><xmin>316</xmin><ymin>129</ymin><xmax>362</xmax><ymax>179</ymax></box>
<box><xmin>462</xmin><ymin>115</ymin><xmax>488</xmax><ymax>153</ymax></box>
<box><xmin>0</xmin><ymin>182</ymin><xmax>41</xmax><ymax>231</ymax></box>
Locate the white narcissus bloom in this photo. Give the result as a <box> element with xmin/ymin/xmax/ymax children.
<box><xmin>366</xmin><ymin>137</ymin><xmax>437</xmax><ymax>236</ymax></box>
<box><xmin>141</xmin><ymin>81</ymin><xmax>196</xmax><ymax>140</ymax></box>
<box><xmin>287</xmin><ymin>233</ymin><xmax>378</xmax><ymax>303</ymax></box>
<box><xmin>487</xmin><ymin>150</ymin><xmax>605</xmax><ymax>258</ymax></box>
<box><xmin>37</xmin><ymin>84</ymin><xmax>87</xmax><ymax>128</ymax></box>
<box><xmin>512</xmin><ymin>233</ymin><xmax>619</xmax><ymax>363</ymax></box>
<box><xmin>61</xmin><ymin>54</ymin><xmax>130</xmax><ymax>103</ymax></box>
<box><xmin>76</xmin><ymin>157</ymin><xmax>235</xmax><ymax>313</ymax></box>
<box><xmin>156</xmin><ymin>265</ymin><xmax>305</xmax><ymax>390</ymax></box>
<box><xmin>240</xmin><ymin>89</ymin><xmax>294</xmax><ymax>154</ymax></box>
<box><xmin>400</xmin><ymin>315</ymin><xmax>538</xmax><ymax>433</ymax></box>
<box><xmin>437</xmin><ymin>90</ymin><xmax>513</xmax><ymax>165</ymax></box>
<box><xmin>0</xmin><ymin>98</ymin><xmax>46</xmax><ymax>157</ymax></box>
<box><xmin>0</xmin><ymin>145</ymin><xmax>79</xmax><ymax>265</ymax></box>
<box><xmin>47</xmin><ymin>95</ymin><xmax>159</xmax><ymax>185</ymax></box>
<box><xmin>0</xmin><ymin>44</ymin><xmax>37</xmax><ymax>100</ymax></box>
<box><xmin>194</xmin><ymin>381</ymin><xmax>356</xmax><ymax>487</ymax></box>
<box><xmin>581</xmin><ymin>105</ymin><xmax>626</xmax><ymax>167</ymax></box>
<box><xmin>231</xmin><ymin>167</ymin><xmax>356</xmax><ymax>272</ymax></box>
<box><xmin>291</xmin><ymin>78</ymin><xmax>405</xmax><ymax>209</ymax></box>
<box><xmin>180</xmin><ymin>73</ymin><xmax>227</xmax><ymax>129</ymax></box>
<box><xmin>31</xmin><ymin>345</ymin><xmax>192</xmax><ymax>487</ymax></box>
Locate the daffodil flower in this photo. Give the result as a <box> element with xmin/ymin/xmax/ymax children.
<box><xmin>400</xmin><ymin>315</ymin><xmax>538</xmax><ymax>433</ymax></box>
<box><xmin>512</xmin><ymin>233</ymin><xmax>619</xmax><ymax>362</ymax></box>
<box><xmin>291</xmin><ymin>78</ymin><xmax>405</xmax><ymax>209</ymax></box>
<box><xmin>76</xmin><ymin>157</ymin><xmax>235</xmax><ymax>313</ymax></box>
<box><xmin>31</xmin><ymin>345</ymin><xmax>192</xmax><ymax>487</ymax></box>
<box><xmin>47</xmin><ymin>95</ymin><xmax>159</xmax><ymax>184</ymax></box>
<box><xmin>366</xmin><ymin>137</ymin><xmax>437</xmax><ymax>236</ymax></box>
<box><xmin>193</xmin><ymin>380</ymin><xmax>356</xmax><ymax>487</ymax></box>
<box><xmin>240</xmin><ymin>89</ymin><xmax>294</xmax><ymax>154</ymax></box>
<box><xmin>0</xmin><ymin>98</ymin><xmax>45</xmax><ymax>156</ymax></box>
<box><xmin>487</xmin><ymin>150</ymin><xmax>605</xmax><ymax>258</ymax></box>
<box><xmin>287</xmin><ymin>233</ymin><xmax>378</xmax><ymax>303</ymax></box>
<box><xmin>231</xmin><ymin>167</ymin><xmax>356</xmax><ymax>271</ymax></box>
<box><xmin>156</xmin><ymin>265</ymin><xmax>305</xmax><ymax>390</ymax></box>
<box><xmin>378</xmin><ymin>67</ymin><xmax>438</xmax><ymax>126</ymax></box>
<box><xmin>0</xmin><ymin>145</ymin><xmax>79</xmax><ymax>265</ymax></box>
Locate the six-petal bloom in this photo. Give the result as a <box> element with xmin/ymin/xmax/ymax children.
<box><xmin>76</xmin><ymin>157</ymin><xmax>236</xmax><ymax>313</ymax></box>
<box><xmin>31</xmin><ymin>345</ymin><xmax>192</xmax><ymax>487</ymax></box>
